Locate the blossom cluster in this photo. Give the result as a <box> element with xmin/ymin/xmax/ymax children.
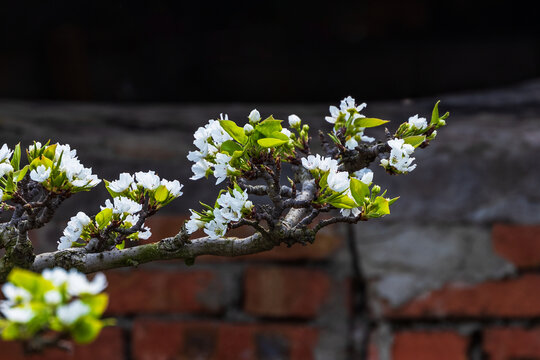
<box><xmin>0</xmin><ymin>144</ymin><xmax>15</xmax><ymax>200</ymax></box>
<box><xmin>301</xmin><ymin>154</ymin><xmax>375</xmax><ymax>216</ymax></box>
<box><xmin>380</xmin><ymin>138</ymin><xmax>417</xmax><ymax>174</ymax></box>
<box><xmin>186</xmin><ymin>186</ymin><xmax>253</xmax><ymax>239</ymax></box>
<box><xmin>28</xmin><ymin>142</ymin><xmax>101</xmax><ymax>192</ymax></box>
<box><xmin>325</xmin><ymin>96</ymin><xmax>375</xmax><ymax>149</ymax></box>
<box><xmin>0</xmin><ymin>268</ymin><xmax>111</xmax><ymax>344</ymax></box>
<box><xmin>187</xmin><ymin>115</ymin><xmax>237</xmax><ymax>184</ymax></box>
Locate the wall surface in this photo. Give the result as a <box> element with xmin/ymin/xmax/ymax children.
<box><xmin>1</xmin><ymin>80</ymin><xmax>540</xmax><ymax>359</ymax></box>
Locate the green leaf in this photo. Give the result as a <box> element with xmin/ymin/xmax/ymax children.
<box><xmin>72</xmin><ymin>316</ymin><xmax>103</xmax><ymax>344</ymax></box>
<box><xmin>268</xmin><ymin>131</ymin><xmax>290</xmax><ymax>141</ymax></box>
<box><xmin>329</xmin><ymin>194</ymin><xmax>358</xmax><ymax>209</ymax></box>
<box><xmin>81</xmin><ymin>294</ymin><xmax>109</xmax><ymax>317</ymax></box>
<box><xmin>115</xmin><ymin>240</ymin><xmax>125</xmax><ymax>250</ymax></box>
<box><xmin>403</xmin><ymin>135</ymin><xmax>426</xmax><ymax>148</ymax></box>
<box><xmin>354</xmin><ymin>118</ymin><xmax>390</xmax><ymax>128</ymax></box>
<box><xmin>29</xmin><ymin>156</ymin><xmax>53</xmax><ymax>171</ymax></box>
<box><xmin>95</xmin><ymin>208</ymin><xmax>113</xmax><ymax>229</ymax></box>
<box><xmin>255</xmin><ymin>117</ymin><xmax>282</xmax><ymax>137</ymax></box>
<box><xmin>14</xmin><ymin>165</ymin><xmax>29</xmax><ymax>183</ymax></box>
<box><xmin>154</xmin><ymin>185</ymin><xmax>169</xmax><ymax>202</ymax></box>
<box><xmin>388</xmin><ymin>196</ymin><xmax>400</xmax><ymax>205</ymax></box>
<box><xmin>368</xmin><ymin>196</ymin><xmax>390</xmax><ymax>218</ymax></box>
<box><xmin>1</xmin><ymin>322</ymin><xmax>20</xmax><ymax>340</ymax></box>
<box><xmin>220</xmin><ymin>120</ymin><xmax>247</xmax><ymax>145</ymax></box>
<box><xmin>10</xmin><ymin>143</ymin><xmax>21</xmax><ymax>171</ymax></box>
<box><xmin>42</xmin><ymin>144</ymin><xmax>57</xmax><ymax>160</ymax></box>
<box><xmin>220</xmin><ymin>140</ymin><xmax>243</xmax><ymax>155</ymax></box>
<box><xmin>319</xmin><ymin>172</ymin><xmax>329</xmax><ymax>188</ymax></box>
<box><xmin>8</xmin><ymin>268</ymin><xmax>54</xmax><ymax>298</ymax></box>
<box><xmin>349</xmin><ymin>178</ymin><xmax>370</xmax><ymax>205</ymax></box>
<box><xmin>257</xmin><ymin>138</ymin><xmax>288</xmax><ymax>148</ymax></box>
<box><xmin>431</xmin><ymin>100</ymin><xmax>440</xmax><ymax>125</ymax></box>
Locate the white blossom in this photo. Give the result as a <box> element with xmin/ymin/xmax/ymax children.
<box><xmin>135</xmin><ymin>170</ymin><xmax>161</xmax><ymax>190</ymax></box>
<box><xmin>138</xmin><ymin>226</ymin><xmax>152</xmax><ymax>240</ymax></box>
<box><xmin>248</xmin><ymin>109</ymin><xmax>261</xmax><ymax>123</ymax></box>
<box><xmin>301</xmin><ymin>154</ymin><xmax>339</xmax><ymax>173</ymax></box>
<box><xmin>408</xmin><ymin>114</ymin><xmax>428</xmax><ymax>130</ymax></box>
<box><xmin>318</xmin><ymin>157</ymin><xmax>339</xmax><ymax>172</ymax></box>
<box><xmin>55</xmin><ymin>144</ymin><xmax>77</xmax><ymax>160</ymax></box>
<box><xmin>213</xmin><ymin>153</ymin><xmax>233</xmax><ymax>184</ymax></box>
<box><xmin>0</xmin><ymin>144</ymin><xmax>13</xmax><ymax>163</ymax></box>
<box><xmin>353</xmin><ymin>168</ymin><xmax>373</xmax><ymax>185</ymax></box>
<box><xmin>190</xmin><ymin>159</ymin><xmax>211</xmax><ymax>180</ymax></box>
<box><xmin>161</xmin><ymin>179</ymin><xmax>183</xmax><ymax>197</ymax></box>
<box><xmin>44</xmin><ymin>290</ymin><xmax>62</xmax><ymax>305</ymax></box>
<box><xmin>381</xmin><ymin>138</ymin><xmax>417</xmax><ymax>173</ymax></box>
<box><xmin>108</xmin><ymin>173</ymin><xmax>134</xmax><ymax>193</ymax></box>
<box><xmin>185</xmin><ymin>210</ymin><xmax>204</xmax><ymax>234</ymax></box>
<box><xmin>56</xmin><ymin>300</ymin><xmax>90</xmax><ymax>325</ymax></box>
<box><xmin>340</xmin><ymin>207</ymin><xmax>362</xmax><ymax>217</ymax></box>
<box><xmin>243</xmin><ymin>123</ymin><xmax>254</xmax><ymax>134</ymax></box>
<box><xmin>30</xmin><ymin>165</ymin><xmax>51</xmax><ymax>182</ymax></box>
<box><xmin>327</xmin><ymin>171</ymin><xmax>350</xmax><ymax>193</ymax></box>
<box><xmin>42</xmin><ymin>267</ymin><xmax>69</xmax><ymax>286</ymax></box>
<box><xmin>66</xmin><ymin>270</ymin><xmax>107</xmax><ymax>297</ymax></box>
<box><xmin>27</xmin><ymin>142</ymin><xmax>42</xmax><ymax>153</ymax></box>
<box><xmin>204</xmin><ymin>218</ymin><xmax>227</xmax><ymax>239</ymax></box>
<box><xmin>0</xmin><ymin>304</ymin><xmax>34</xmax><ymax>323</ymax></box>
<box><xmin>0</xmin><ymin>188</ymin><xmax>3</xmax><ymax>200</ymax></box>
<box><xmin>102</xmin><ymin>197</ymin><xmax>142</xmax><ymax>214</ymax></box>
<box><xmin>1</xmin><ymin>283</ymin><xmax>31</xmax><ymax>304</ymax></box>
<box><xmin>281</xmin><ymin>128</ymin><xmax>292</xmax><ymax>138</ymax></box>
<box><xmin>340</xmin><ymin>96</ymin><xmax>367</xmax><ymax>113</ymax></box>
<box><xmin>325</xmin><ymin>105</ymin><xmax>340</xmax><ymax>124</ymax></box>
<box><xmin>345</xmin><ymin>137</ymin><xmax>359</xmax><ymax>150</ymax></box>
<box><xmin>288</xmin><ymin>114</ymin><xmax>301</xmax><ymax>127</ymax></box>
<box><xmin>57</xmin><ymin>236</ymin><xmax>73</xmax><ymax>250</ymax></box>
<box><xmin>0</xmin><ymin>163</ymin><xmax>14</xmax><ymax>177</ymax></box>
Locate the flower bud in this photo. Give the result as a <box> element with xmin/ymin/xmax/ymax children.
<box><xmin>371</xmin><ymin>185</ymin><xmax>381</xmax><ymax>195</ymax></box>
<box><xmin>288</xmin><ymin>114</ymin><xmax>301</xmax><ymax>128</ymax></box>
<box><xmin>248</xmin><ymin>109</ymin><xmax>261</xmax><ymax>124</ymax></box>
<box><xmin>243</xmin><ymin>123</ymin><xmax>254</xmax><ymax>135</ymax></box>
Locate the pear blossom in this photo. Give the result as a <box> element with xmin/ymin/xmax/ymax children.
<box><xmin>345</xmin><ymin>137</ymin><xmax>359</xmax><ymax>150</ymax></box>
<box><xmin>340</xmin><ymin>207</ymin><xmax>362</xmax><ymax>217</ymax></box>
<box><xmin>204</xmin><ymin>218</ymin><xmax>227</xmax><ymax>239</ymax></box>
<box><xmin>327</xmin><ymin>171</ymin><xmax>350</xmax><ymax>193</ymax></box>
<box><xmin>408</xmin><ymin>114</ymin><xmax>428</xmax><ymax>130</ymax></box>
<box><xmin>108</xmin><ymin>173</ymin><xmax>134</xmax><ymax>193</ymax></box>
<box><xmin>213</xmin><ymin>153</ymin><xmax>233</xmax><ymax>184</ymax></box>
<box><xmin>0</xmin><ymin>304</ymin><xmax>34</xmax><ymax>323</ymax></box>
<box><xmin>185</xmin><ymin>210</ymin><xmax>204</xmax><ymax>234</ymax></box>
<box><xmin>301</xmin><ymin>154</ymin><xmax>339</xmax><ymax>173</ymax></box>
<box><xmin>66</xmin><ymin>270</ymin><xmax>107</xmax><ymax>297</ymax></box>
<box><xmin>281</xmin><ymin>128</ymin><xmax>292</xmax><ymax>138</ymax></box>
<box><xmin>340</xmin><ymin>96</ymin><xmax>367</xmax><ymax>113</ymax></box>
<box><xmin>0</xmin><ymin>163</ymin><xmax>14</xmax><ymax>177</ymax></box>
<box><xmin>42</xmin><ymin>267</ymin><xmax>69</xmax><ymax>286</ymax></box>
<box><xmin>44</xmin><ymin>290</ymin><xmax>62</xmax><ymax>305</ymax></box>
<box><xmin>2</xmin><ymin>283</ymin><xmax>31</xmax><ymax>304</ymax></box>
<box><xmin>243</xmin><ymin>123</ymin><xmax>254</xmax><ymax>134</ymax></box>
<box><xmin>102</xmin><ymin>197</ymin><xmax>142</xmax><ymax>215</ymax></box>
<box><xmin>380</xmin><ymin>138</ymin><xmax>417</xmax><ymax>173</ymax></box>
<box><xmin>55</xmin><ymin>144</ymin><xmax>77</xmax><ymax>160</ymax></box>
<box><xmin>248</xmin><ymin>109</ymin><xmax>261</xmax><ymax>123</ymax></box>
<box><xmin>288</xmin><ymin>114</ymin><xmax>301</xmax><ymax>127</ymax></box>
<box><xmin>135</xmin><ymin>170</ymin><xmax>161</xmax><ymax>190</ymax></box>
<box><xmin>325</xmin><ymin>105</ymin><xmax>341</xmax><ymax>124</ymax></box>
<box><xmin>56</xmin><ymin>300</ymin><xmax>90</xmax><ymax>325</ymax></box>
<box><xmin>353</xmin><ymin>168</ymin><xmax>373</xmax><ymax>185</ymax></box>
<box><xmin>57</xmin><ymin>211</ymin><xmax>92</xmax><ymax>249</ymax></box>
<box><xmin>27</xmin><ymin>142</ymin><xmax>42</xmax><ymax>153</ymax></box>
<box><xmin>0</xmin><ymin>144</ymin><xmax>13</xmax><ymax>163</ymax></box>
<box><xmin>137</xmin><ymin>226</ymin><xmax>152</xmax><ymax>240</ymax></box>
<box><xmin>0</xmin><ymin>188</ymin><xmax>3</xmax><ymax>200</ymax></box>
<box><xmin>190</xmin><ymin>159</ymin><xmax>211</xmax><ymax>180</ymax></box>
<box><xmin>161</xmin><ymin>179</ymin><xmax>183</xmax><ymax>197</ymax></box>
<box><xmin>30</xmin><ymin>165</ymin><xmax>51</xmax><ymax>182</ymax></box>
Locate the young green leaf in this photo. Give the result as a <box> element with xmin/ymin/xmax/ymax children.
<box><xmin>220</xmin><ymin>140</ymin><xmax>243</xmax><ymax>155</ymax></box>
<box><xmin>71</xmin><ymin>316</ymin><xmax>103</xmax><ymax>344</ymax></box>
<box><xmin>329</xmin><ymin>194</ymin><xmax>358</xmax><ymax>209</ymax></box>
<box><xmin>349</xmin><ymin>178</ymin><xmax>370</xmax><ymax>205</ymax></box>
<box><xmin>354</xmin><ymin>118</ymin><xmax>390</xmax><ymax>128</ymax></box>
<box><xmin>367</xmin><ymin>196</ymin><xmax>390</xmax><ymax>218</ymax></box>
<box><xmin>257</xmin><ymin>138</ymin><xmax>288</xmax><ymax>148</ymax></box>
<box><xmin>10</xmin><ymin>143</ymin><xmax>21</xmax><ymax>171</ymax></box>
<box><xmin>95</xmin><ymin>208</ymin><xmax>113</xmax><ymax>229</ymax></box>
<box><xmin>403</xmin><ymin>135</ymin><xmax>426</xmax><ymax>148</ymax></box>
<box><xmin>431</xmin><ymin>100</ymin><xmax>440</xmax><ymax>125</ymax></box>
<box><xmin>42</xmin><ymin>144</ymin><xmax>57</xmax><ymax>160</ymax></box>
<box><xmin>220</xmin><ymin>120</ymin><xmax>247</xmax><ymax>145</ymax></box>
<box><xmin>255</xmin><ymin>117</ymin><xmax>282</xmax><ymax>137</ymax></box>
<box><xmin>154</xmin><ymin>185</ymin><xmax>169</xmax><ymax>202</ymax></box>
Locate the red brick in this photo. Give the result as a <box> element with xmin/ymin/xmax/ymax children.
<box><xmin>386</xmin><ymin>274</ymin><xmax>540</xmax><ymax>318</ymax></box>
<box><xmin>493</xmin><ymin>224</ymin><xmax>540</xmax><ymax>268</ymax></box>
<box><xmin>484</xmin><ymin>327</ymin><xmax>540</xmax><ymax>360</ymax></box>
<box><xmin>244</xmin><ymin>266</ymin><xmax>331</xmax><ymax>318</ymax></box>
<box><xmin>105</xmin><ymin>268</ymin><xmax>224</xmax><ymax>314</ymax></box>
<box><xmin>392</xmin><ymin>331</ymin><xmax>468</xmax><ymax>360</ymax></box>
<box><xmin>0</xmin><ymin>327</ymin><xmax>124</xmax><ymax>360</ymax></box>
<box><xmin>132</xmin><ymin>319</ymin><xmax>319</xmax><ymax>360</ymax></box>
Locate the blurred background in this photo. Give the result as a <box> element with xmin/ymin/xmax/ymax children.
<box><xmin>1</xmin><ymin>1</ymin><xmax>540</xmax><ymax>359</ymax></box>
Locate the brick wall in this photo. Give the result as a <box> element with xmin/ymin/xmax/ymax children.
<box><xmin>1</xmin><ymin>80</ymin><xmax>540</xmax><ymax>359</ymax></box>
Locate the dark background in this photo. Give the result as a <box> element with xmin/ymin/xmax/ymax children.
<box><xmin>0</xmin><ymin>1</ymin><xmax>539</xmax><ymax>103</ymax></box>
